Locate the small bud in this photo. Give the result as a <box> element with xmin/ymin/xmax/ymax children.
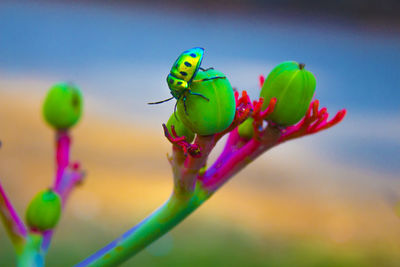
<box><xmin>42</xmin><ymin>82</ymin><xmax>83</xmax><ymax>130</ymax></box>
<box><xmin>198</xmin><ymin>165</ymin><xmax>207</xmax><ymax>176</ymax></box>
<box><xmin>238</xmin><ymin>117</ymin><xmax>254</xmax><ymax>140</ymax></box>
<box><xmin>260</xmin><ymin>61</ymin><xmax>316</xmax><ymax>126</ymax></box>
<box><xmin>26</xmin><ymin>189</ymin><xmax>62</xmax><ymax>231</ymax></box>
<box><xmin>166</xmin><ymin>113</ymin><xmax>195</xmax><ymax>143</ymax></box>
<box><xmin>177</xmin><ymin>70</ymin><xmax>236</xmax><ymax>136</ymax></box>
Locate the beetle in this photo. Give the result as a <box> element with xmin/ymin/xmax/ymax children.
<box><xmin>148</xmin><ymin>47</ymin><xmax>226</xmax><ymax>115</ymax></box>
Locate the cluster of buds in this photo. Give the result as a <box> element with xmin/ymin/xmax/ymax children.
<box><xmin>26</xmin><ymin>82</ymin><xmax>85</xmax><ymax>232</ymax></box>
<box><xmin>0</xmin><ymin>82</ymin><xmax>85</xmax><ymax>265</ymax></box>
<box><xmin>165</xmin><ymin>61</ymin><xmax>345</xmax><ymax>160</ymax></box>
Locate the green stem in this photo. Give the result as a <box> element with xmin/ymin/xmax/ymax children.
<box><xmin>16</xmin><ymin>233</ymin><xmax>45</xmax><ymax>267</ymax></box>
<box><xmin>76</xmin><ymin>182</ymin><xmax>211</xmax><ymax>267</ymax></box>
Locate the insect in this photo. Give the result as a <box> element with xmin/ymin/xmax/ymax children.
<box><xmin>148</xmin><ymin>47</ymin><xmax>226</xmax><ymax>115</ymax></box>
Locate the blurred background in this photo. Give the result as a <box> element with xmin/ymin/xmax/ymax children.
<box><xmin>1</xmin><ymin>0</ymin><xmax>400</xmax><ymax>266</ymax></box>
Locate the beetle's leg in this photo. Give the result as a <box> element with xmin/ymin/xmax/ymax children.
<box><xmin>200</xmin><ymin>67</ymin><xmax>214</xmax><ymax>71</ymax></box>
<box><xmin>174</xmin><ymin>98</ymin><xmax>180</xmax><ymax>120</ymax></box>
<box><xmin>192</xmin><ymin>76</ymin><xmax>226</xmax><ymax>83</ymax></box>
<box><xmin>148</xmin><ymin>96</ymin><xmax>174</xmax><ymax>105</ymax></box>
<box><xmin>189</xmin><ymin>91</ymin><xmax>209</xmax><ymax>102</ymax></box>
<box><xmin>183</xmin><ymin>96</ymin><xmax>188</xmax><ymax>115</ymax></box>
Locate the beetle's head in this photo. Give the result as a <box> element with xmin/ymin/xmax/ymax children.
<box><xmin>167</xmin><ymin>74</ymin><xmax>188</xmax><ymax>95</ymax></box>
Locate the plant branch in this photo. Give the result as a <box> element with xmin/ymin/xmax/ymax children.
<box><xmin>53</xmin><ymin>131</ymin><xmax>71</xmax><ymax>190</ymax></box>
<box><xmin>15</xmin><ymin>130</ymin><xmax>84</xmax><ymax>267</ymax></box>
<box><xmin>76</xmin><ymin>183</ymin><xmax>210</xmax><ymax>267</ymax></box>
<box><xmin>0</xmin><ymin>181</ymin><xmax>27</xmax><ymax>252</ymax></box>
<box><xmin>41</xmin><ymin>130</ymin><xmax>84</xmax><ymax>251</ymax></box>
<box><xmin>200</xmin><ymin>125</ymin><xmax>281</xmax><ymax>192</ymax></box>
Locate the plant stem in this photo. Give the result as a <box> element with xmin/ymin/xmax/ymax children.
<box><xmin>0</xmin><ymin>181</ymin><xmax>27</xmax><ymax>253</ymax></box>
<box><xmin>54</xmin><ymin>131</ymin><xmax>70</xmax><ymax>191</ymax></box>
<box><xmin>16</xmin><ymin>233</ymin><xmax>45</xmax><ymax>267</ymax></box>
<box><xmin>201</xmin><ymin>126</ymin><xmax>281</xmax><ymax>191</ymax></box>
<box><xmin>76</xmin><ymin>182</ymin><xmax>210</xmax><ymax>267</ymax></box>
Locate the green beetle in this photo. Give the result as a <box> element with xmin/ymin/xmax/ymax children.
<box><xmin>149</xmin><ymin>47</ymin><xmax>226</xmax><ymax>115</ymax></box>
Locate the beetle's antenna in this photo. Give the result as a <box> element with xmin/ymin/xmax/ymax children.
<box><xmin>183</xmin><ymin>97</ymin><xmax>188</xmax><ymax>115</ymax></box>
<box><xmin>199</xmin><ymin>67</ymin><xmax>214</xmax><ymax>71</ymax></box>
<box><xmin>148</xmin><ymin>97</ymin><xmax>174</xmax><ymax>105</ymax></box>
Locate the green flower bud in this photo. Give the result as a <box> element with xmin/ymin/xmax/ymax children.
<box><xmin>42</xmin><ymin>82</ymin><xmax>83</xmax><ymax>129</ymax></box>
<box><xmin>198</xmin><ymin>165</ymin><xmax>207</xmax><ymax>176</ymax></box>
<box><xmin>166</xmin><ymin>113</ymin><xmax>195</xmax><ymax>143</ymax></box>
<box><xmin>238</xmin><ymin>117</ymin><xmax>254</xmax><ymax>140</ymax></box>
<box><xmin>26</xmin><ymin>189</ymin><xmax>62</xmax><ymax>231</ymax></box>
<box><xmin>177</xmin><ymin>70</ymin><xmax>236</xmax><ymax>136</ymax></box>
<box><xmin>260</xmin><ymin>61</ymin><xmax>316</xmax><ymax>126</ymax></box>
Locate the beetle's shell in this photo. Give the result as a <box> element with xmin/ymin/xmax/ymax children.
<box><xmin>42</xmin><ymin>82</ymin><xmax>83</xmax><ymax>129</ymax></box>
<box><xmin>260</xmin><ymin>61</ymin><xmax>316</xmax><ymax>126</ymax></box>
<box><xmin>166</xmin><ymin>113</ymin><xmax>195</xmax><ymax>143</ymax></box>
<box><xmin>177</xmin><ymin>70</ymin><xmax>235</xmax><ymax>136</ymax></box>
<box><xmin>26</xmin><ymin>189</ymin><xmax>62</xmax><ymax>231</ymax></box>
<box><xmin>170</xmin><ymin>47</ymin><xmax>204</xmax><ymax>83</ymax></box>
<box><xmin>238</xmin><ymin>117</ymin><xmax>255</xmax><ymax>140</ymax></box>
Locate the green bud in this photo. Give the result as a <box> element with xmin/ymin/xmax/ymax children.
<box><xmin>26</xmin><ymin>189</ymin><xmax>62</xmax><ymax>231</ymax></box>
<box><xmin>166</xmin><ymin>113</ymin><xmax>195</xmax><ymax>143</ymax></box>
<box><xmin>238</xmin><ymin>117</ymin><xmax>254</xmax><ymax>140</ymax></box>
<box><xmin>260</xmin><ymin>61</ymin><xmax>316</xmax><ymax>126</ymax></box>
<box><xmin>177</xmin><ymin>70</ymin><xmax>236</xmax><ymax>136</ymax></box>
<box><xmin>198</xmin><ymin>165</ymin><xmax>207</xmax><ymax>176</ymax></box>
<box><xmin>42</xmin><ymin>82</ymin><xmax>83</xmax><ymax>130</ymax></box>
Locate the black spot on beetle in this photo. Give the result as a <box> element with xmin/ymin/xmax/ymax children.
<box><xmin>190</xmin><ymin>53</ymin><xmax>197</xmax><ymax>58</ymax></box>
<box><xmin>184</xmin><ymin>61</ymin><xmax>192</xmax><ymax>67</ymax></box>
<box><xmin>180</xmin><ymin>71</ymin><xmax>188</xmax><ymax>76</ymax></box>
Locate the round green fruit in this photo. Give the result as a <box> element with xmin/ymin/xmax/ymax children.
<box><xmin>260</xmin><ymin>61</ymin><xmax>316</xmax><ymax>126</ymax></box>
<box><xmin>166</xmin><ymin>113</ymin><xmax>195</xmax><ymax>143</ymax></box>
<box><xmin>26</xmin><ymin>189</ymin><xmax>62</xmax><ymax>231</ymax></box>
<box><xmin>42</xmin><ymin>82</ymin><xmax>83</xmax><ymax>129</ymax></box>
<box><xmin>177</xmin><ymin>70</ymin><xmax>236</xmax><ymax>136</ymax></box>
<box><xmin>238</xmin><ymin>117</ymin><xmax>254</xmax><ymax>140</ymax></box>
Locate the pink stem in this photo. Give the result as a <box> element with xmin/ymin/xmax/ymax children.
<box><xmin>42</xmin><ymin>169</ymin><xmax>84</xmax><ymax>251</ymax></box>
<box><xmin>218</xmin><ymin>129</ymin><xmax>241</xmax><ymax>160</ymax></box>
<box><xmin>0</xmin><ymin>181</ymin><xmax>27</xmax><ymax>246</ymax></box>
<box><xmin>41</xmin><ymin>130</ymin><xmax>83</xmax><ymax>251</ymax></box>
<box><xmin>201</xmin><ymin>139</ymin><xmax>259</xmax><ymax>191</ymax></box>
<box><xmin>201</xmin><ymin>126</ymin><xmax>280</xmax><ymax>191</ymax></box>
<box><xmin>54</xmin><ymin>131</ymin><xmax>71</xmax><ymax>190</ymax></box>
<box><xmin>57</xmin><ymin>170</ymin><xmax>84</xmax><ymax>205</ymax></box>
